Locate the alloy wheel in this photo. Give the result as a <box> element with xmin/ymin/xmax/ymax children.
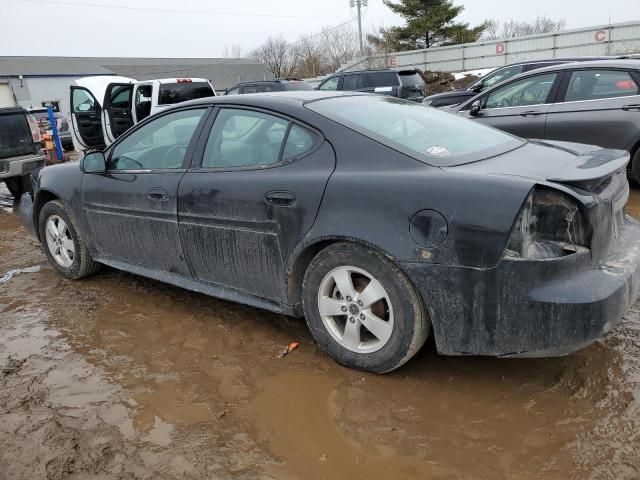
<box><xmin>317</xmin><ymin>265</ymin><xmax>394</xmax><ymax>353</ymax></box>
<box><xmin>45</xmin><ymin>215</ymin><xmax>75</xmax><ymax>268</ymax></box>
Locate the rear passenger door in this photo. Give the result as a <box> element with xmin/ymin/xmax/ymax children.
<box><xmin>545</xmin><ymin>68</ymin><xmax>640</xmax><ymax>149</ymax></box>
<box><xmin>178</xmin><ymin>107</ymin><xmax>336</xmax><ymax>302</ymax></box>
<box><xmin>102</xmin><ymin>83</ymin><xmax>134</xmax><ymax>145</ymax></box>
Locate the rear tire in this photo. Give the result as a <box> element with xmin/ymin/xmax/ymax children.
<box><xmin>631</xmin><ymin>149</ymin><xmax>640</xmax><ymax>185</ymax></box>
<box><xmin>302</xmin><ymin>242</ymin><xmax>430</xmax><ymax>373</ymax></box>
<box><xmin>38</xmin><ymin>200</ymin><xmax>101</xmax><ymax>279</ymax></box>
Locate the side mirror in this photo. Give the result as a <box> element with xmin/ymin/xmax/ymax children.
<box><xmin>471</xmin><ymin>83</ymin><xmax>483</xmax><ymax>93</ymax></box>
<box><xmin>82</xmin><ymin>151</ymin><xmax>106</xmax><ymax>174</ymax></box>
<box><xmin>469</xmin><ymin>100</ymin><xmax>482</xmax><ymax>117</ymax></box>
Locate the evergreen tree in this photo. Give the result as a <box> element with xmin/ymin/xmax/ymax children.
<box><xmin>372</xmin><ymin>0</ymin><xmax>487</xmax><ymax>51</ymax></box>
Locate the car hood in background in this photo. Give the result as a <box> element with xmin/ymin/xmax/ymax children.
<box><xmin>443</xmin><ymin>140</ymin><xmax>630</xmax><ymax>185</ymax></box>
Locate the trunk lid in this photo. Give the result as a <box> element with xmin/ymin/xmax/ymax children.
<box><xmin>445</xmin><ymin>139</ymin><xmax>629</xmax><ymax>189</ymax></box>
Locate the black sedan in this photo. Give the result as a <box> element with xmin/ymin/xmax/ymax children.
<box><xmin>20</xmin><ymin>91</ymin><xmax>640</xmax><ymax>373</ymax></box>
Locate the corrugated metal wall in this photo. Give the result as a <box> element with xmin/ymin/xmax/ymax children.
<box><xmin>341</xmin><ymin>21</ymin><xmax>640</xmax><ymax>73</ymax></box>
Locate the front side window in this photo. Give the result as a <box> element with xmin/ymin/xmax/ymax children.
<box><xmin>319</xmin><ymin>77</ymin><xmax>339</xmax><ymax>91</ymax></box>
<box><xmin>565</xmin><ymin>70</ymin><xmax>639</xmax><ymax>102</ymax></box>
<box><xmin>202</xmin><ymin>109</ymin><xmax>315</xmax><ymax>168</ymax></box>
<box><xmin>307</xmin><ymin>95</ymin><xmax>523</xmax><ymax>167</ymax></box>
<box><xmin>483</xmin><ymin>73</ymin><xmax>558</xmax><ymax>109</ymax></box>
<box><xmin>479</xmin><ymin>65</ymin><xmax>524</xmax><ymax>90</ymax></box>
<box><xmin>109</xmin><ymin>109</ymin><xmax>205</xmax><ymax>170</ymax></box>
<box><xmin>342</xmin><ymin>75</ymin><xmax>360</xmax><ymax>91</ymax></box>
<box><xmin>72</xmin><ymin>89</ymin><xmax>97</xmax><ymax>113</ymax></box>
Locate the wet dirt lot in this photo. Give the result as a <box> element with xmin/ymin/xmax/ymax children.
<box><xmin>1</xmin><ymin>183</ymin><xmax>640</xmax><ymax>480</ymax></box>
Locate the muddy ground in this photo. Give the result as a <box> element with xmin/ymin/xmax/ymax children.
<box><xmin>1</xmin><ymin>182</ymin><xmax>640</xmax><ymax>480</ymax></box>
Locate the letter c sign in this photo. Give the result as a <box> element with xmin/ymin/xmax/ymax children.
<box><xmin>595</xmin><ymin>30</ymin><xmax>608</xmax><ymax>42</ymax></box>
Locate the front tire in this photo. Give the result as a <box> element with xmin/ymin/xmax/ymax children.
<box><xmin>38</xmin><ymin>200</ymin><xmax>100</xmax><ymax>279</ymax></box>
<box><xmin>302</xmin><ymin>243</ymin><xmax>430</xmax><ymax>373</ymax></box>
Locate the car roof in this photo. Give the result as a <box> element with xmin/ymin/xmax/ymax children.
<box><xmin>180</xmin><ymin>90</ymin><xmax>367</xmax><ymax>108</ymax></box>
<box><xmin>233</xmin><ymin>79</ymin><xmax>306</xmax><ymax>86</ymax></box>
<box><xmin>506</xmin><ymin>58</ymin><xmax>640</xmax><ymax>77</ymax></box>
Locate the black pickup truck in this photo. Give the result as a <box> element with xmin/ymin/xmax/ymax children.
<box><xmin>0</xmin><ymin>107</ymin><xmax>46</xmax><ymax>198</ymax></box>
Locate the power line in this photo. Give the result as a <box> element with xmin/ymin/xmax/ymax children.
<box><xmin>17</xmin><ymin>0</ymin><xmax>345</xmax><ymax>20</ymax></box>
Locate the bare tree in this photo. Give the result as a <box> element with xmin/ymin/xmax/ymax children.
<box><xmin>321</xmin><ymin>24</ymin><xmax>359</xmax><ymax>72</ymax></box>
<box><xmin>296</xmin><ymin>35</ymin><xmax>325</xmax><ymax>78</ymax></box>
<box><xmin>482</xmin><ymin>16</ymin><xmax>566</xmax><ymax>40</ymax></box>
<box><xmin>250</xmin><ymin>36</ymin><xmax>299</xmax><ymax>79</ymax></box>
<box><xmin>223</xmin><ymin>44</ymin><xmax>243</xmax><ymax>58</ymax></box>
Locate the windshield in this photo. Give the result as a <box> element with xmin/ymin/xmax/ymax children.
<box><xmin>306</xmin><ymin>95</ymin><xmax>523</xmax><ymax>166</ymax></box>
<box><xmin>471</xmin><ymin>65</ymin><xmax>524</xmax><ymax>91</ymax></box>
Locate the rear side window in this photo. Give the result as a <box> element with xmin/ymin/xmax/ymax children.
<box><xmin>202</xmin><ymin>109</ymin><xmax>315</xmax><ymax>168</ymax></box>
<box><xmin>564</xmin><ymin>70</ymin><xmax>639</xmax><ymax>102</ymax></box>
<box><xmin>158</xmin><ymin>81</ymin><xmax>214</xmax><ymax>105</ymax></box>
<box><xmin>342</xmin><ymin>75</ymin><xmax>360</xmax><ymax>91</ymax></box>
<box><xmin>283</xmin><ymin>81</ymin><xmax>313</xmax><ymax>91</ymax></box>
<box><xmin>110</xmin><ymin>86</ymin><xmax>131</xmax><ymax>108</ymax></box>
<box><xmin>366</xmin><ymin>72</ymin><xmax>399</xmax><ymax>88</ymax></box>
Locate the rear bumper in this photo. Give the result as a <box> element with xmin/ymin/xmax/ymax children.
<box><xmin>402</xmin><ymin>215</ymin><xmax>640</xmax><ymax>357</ymax></box>
<box><xmin>0</xmin><ymin>154</ymin><xmax>46</xmax><ymax>179</ymax></box>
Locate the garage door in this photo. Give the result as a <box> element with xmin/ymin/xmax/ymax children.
<box><xmin>0</xmin><ymin>84</ymin><xmax>16</xmax><ymax>108</ymax></box>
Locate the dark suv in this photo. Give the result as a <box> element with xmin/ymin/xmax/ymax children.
<box><xmin>225</xmin><ymin>79</ymin><xmax>313</xmax><ymax>95</ymax></box>
<box><xmin>422</xmin><ymin>56</ymin><xmax>628</xmax><ymax>108</ymax></box>
<box><xmin>317</xmin><ymin>69</ymin><xmax>426</xmax><ymax>102</ymax></box>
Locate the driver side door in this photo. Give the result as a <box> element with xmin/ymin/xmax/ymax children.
<box><xmin>81</xmin><ymin>107</ymin><xmax>208</xmax><ymax>275</ymax></box>
<box><xmin>460</xmin><ymin>72</ymin><xmax>561</xmax><ymax>139</ymax></box>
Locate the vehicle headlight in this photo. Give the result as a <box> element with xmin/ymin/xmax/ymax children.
<box><xmin>504</xmin><ymin>187</ymin><xmax>589</xmax><ymax>260</ymax></box>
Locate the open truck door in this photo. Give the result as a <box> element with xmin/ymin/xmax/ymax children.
<box><xmin>70</xmin><ymin>76</ymin><xmax>137</xmax><ymax>151</ymax></box>
<box><xmin>102</xmin><ymin>83</ymin><xmax>135</xmax><ymax>145</ymax></box>
<box><xmin>70</xmin><ymin>86</ymin><xmax>104</xmax><ymax>150</ymax></box>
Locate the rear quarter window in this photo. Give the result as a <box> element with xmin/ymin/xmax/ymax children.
<box><xmin>158</xmin><ymin>82</ymin><xmax>215</xmax><ymax>105</ymax></box>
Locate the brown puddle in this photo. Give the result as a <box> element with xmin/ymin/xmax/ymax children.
<box><xmin>0</xmin><ymin>185</ymin><xmax>639</xmax><ymax>479</ymax></box>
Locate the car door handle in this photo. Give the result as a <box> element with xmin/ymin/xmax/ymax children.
<box><xmin>621</xmin><ymin>104</ymin><xmax>640</xmax><ymax>111</ymax></box>
<box><xmin>264</xmin><ymin>191</ymin><xmax>296</xmax><ymax>206</ymax></box>
<box><xmin>519</xmin><ymin>110</ymin><xmax>544</xmax><ymax>116</ymax></box>
<box><xmin>147</xmin><ymin>188</ymin><xmax>169</xmax><ymax>201</ymax></box>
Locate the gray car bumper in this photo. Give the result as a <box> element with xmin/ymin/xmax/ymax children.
<box><xmin>402</xmin><ymin>215</ymin><xmax>640</xmax><ymax>357</ymax></box>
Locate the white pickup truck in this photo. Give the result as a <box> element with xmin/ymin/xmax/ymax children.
<box><xmin>70</xmin><ymin>76</ymin><xmax>216</xmax><ymax>150</ymax></box>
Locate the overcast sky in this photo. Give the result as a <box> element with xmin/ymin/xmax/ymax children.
<box><xmin>2</xmin><ymin>0</ymin><xmax>639</xmax><ymax>57</ymax></box>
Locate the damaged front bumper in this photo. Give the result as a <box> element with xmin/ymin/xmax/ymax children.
<box><xmin>402</xmin><ymin>215</ymin><xmax>640</xmax><ymax>357</ymax></box>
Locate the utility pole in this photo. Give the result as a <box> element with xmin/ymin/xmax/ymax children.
<box><xmin>350</xmin><ymin>0</ymin><xmax>367</xmax><ymax>56</ymax></box>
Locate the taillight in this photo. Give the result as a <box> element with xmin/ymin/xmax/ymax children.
<box><xmin>26</xmin><ymin>114</ymin><xmax>42</xmax><ymax>143</ymax></box>
<box><xmin>504</xmin><ymin>187</ymin><xmax>589</xmax><ymax>260</ymax></box>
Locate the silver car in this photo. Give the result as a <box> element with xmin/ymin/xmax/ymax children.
<box><xmin>451</xmin><ymin>60</ymin><xmax>640</xmax><ymax>182</ymax></box>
